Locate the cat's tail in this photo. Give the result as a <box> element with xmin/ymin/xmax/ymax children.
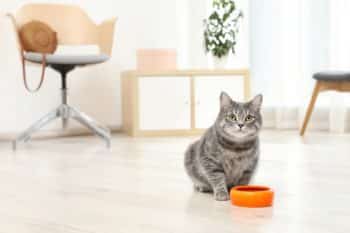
<box><xmin>185</xmin><ymin>141</ymin><xmax>200</xmax><ymax>175</ymax></box>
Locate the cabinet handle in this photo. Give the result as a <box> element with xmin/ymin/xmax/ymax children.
<box><xmin>196</xmin><ymin>101</ymin><xmax>200</xmax><ymax>106</ymax></box>
<box><xmin>185</xmin><ymin>101</ymin><xmax>190</xmax><ymax>105</ymax></box>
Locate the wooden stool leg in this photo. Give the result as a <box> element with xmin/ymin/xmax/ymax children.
<box><xmin>300</xmin><ymin>82</ymin><xmax>321</xmax><ymax>136</ymax></box>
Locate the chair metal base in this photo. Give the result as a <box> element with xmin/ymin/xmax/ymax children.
<box><xmin>12</xmin><ymin>104</ymin><xmax>111</xmax><ymax>150</ymax></box>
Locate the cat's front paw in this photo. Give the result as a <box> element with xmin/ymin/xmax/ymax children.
<box><xmin>214</xmin><ymin>190</ymin><xmax>229</xmax><ymax>201</ymax></box>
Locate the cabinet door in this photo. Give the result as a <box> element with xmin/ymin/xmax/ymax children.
<box><xmin>139</xmin><ymin>76</ymin><xmax>191</xmax><ymax>130</ymax></box>
<box><xmin>195</xmin><ymin>76</ymin><xmax>245</xmax><ymax>129</ymax></box>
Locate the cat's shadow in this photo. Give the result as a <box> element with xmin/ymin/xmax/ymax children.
<box><xmin>185</xmin><ymin>190</ymin><xmax>227</xmax><ymax>214</ymax></box>
<box><xmin>185</xmin><ymin>189</ymin><xmax>274</xmax><ymax>223</ymax></box>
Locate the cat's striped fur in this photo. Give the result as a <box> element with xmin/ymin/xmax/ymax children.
<box><xmin>184</xmin><ymin>92</ymin><xmax>263</xmax><ymax>201</ymax></box>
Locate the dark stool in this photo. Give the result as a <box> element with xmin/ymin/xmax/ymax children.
<box><xmin>300</xmin><ymin>71</ymin><xmax>350</xmax><ymax>136</ymax></box>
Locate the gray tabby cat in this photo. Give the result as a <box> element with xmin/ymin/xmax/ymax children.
<box><xmin>184</xmin><ymin>92</ymin><xmax>263</xmax><ymax>201</ymax></box>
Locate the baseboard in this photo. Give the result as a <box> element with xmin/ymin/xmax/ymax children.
<box><xmin>0</xmin><ymin>126</ymin><xmax>122</xmax><ymax>141</ymax></box>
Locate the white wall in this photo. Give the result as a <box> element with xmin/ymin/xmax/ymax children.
<box><xmin>249</xmin><ymin>0</ymin><xmax>330</xmax><ymax>104</ymax></box>
<box><xmin>0</xmin><ymin>0</ymin><xmax>179</xmax><ymax>134</ymax></box>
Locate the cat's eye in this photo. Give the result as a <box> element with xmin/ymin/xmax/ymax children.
<box><xmin>227</xmin><ymin>114</ymin><xmax>237</xmax><ymax>121</ymax></box>
<box><xmin>245</xmin><ymin>115</ymin><xmax>255</xmax><ymax>122</ymax></box>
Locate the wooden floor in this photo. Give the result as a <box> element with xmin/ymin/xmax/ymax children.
<box><xmin>0</xmin><ymin>130</ymin><xmax>350</xmax><ymax>232</ymax></box>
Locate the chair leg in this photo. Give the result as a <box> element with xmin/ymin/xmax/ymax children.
<box><xmin>69</xmin><ymin>106</ymin><xmax>111</xmax><ymax>148</ymax></box>
<box><xmin>300</xmin><ymin>82</ymin><xmax>321</xmax><ymax>136</ymax></box>
<box><xmin>61</xmin><ymin>90</ymin><xmax>69</xmax><ymax>129</ymax></box>
<box><xmin>12</xmin><ymin>107</ymin><xmax>60</xmax><ymax>150</ymax></box>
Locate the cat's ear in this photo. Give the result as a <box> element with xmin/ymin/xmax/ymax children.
<box><xmin>220</xmin><ymin>91</ymin><xmax>233</xmax><ymax>108</ymax></box>
<box><xmin>250</xmin><ymin>94</ymin><xmax>263</xmax><ymax>111</ymax></box>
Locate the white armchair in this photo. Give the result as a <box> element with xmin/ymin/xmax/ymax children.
<box><xmin>7</xmin><ymin>3</ymin><xmax>117</xmax><ymax>149</ymax></box>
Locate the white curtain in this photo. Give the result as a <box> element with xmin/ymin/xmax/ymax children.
<box><xmin>250</xmin><ymin>0</ymin><xmax>350</xmax><ymax>132</ymax></box>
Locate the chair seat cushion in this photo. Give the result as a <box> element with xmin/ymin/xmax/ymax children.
<box><xmin>24</xmin><ymin>52</ymin><xmax>109</xmax><ymax>65</ymax></box>
<box><xmin>313</xmin><ymin>71</ymin><xmax>350</xmax><ymax>81</ymax></box>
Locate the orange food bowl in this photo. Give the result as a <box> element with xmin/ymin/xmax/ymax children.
<box><xmin>230</xmin><ymin>185</ymin><xmax>274</xmax><ymax>208</ymax></box>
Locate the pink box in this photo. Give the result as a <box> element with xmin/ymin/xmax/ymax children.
<box><xmin>137</xmin><ymin>49</ymin><xmax>177</xmax><ymax>72</ymax></box>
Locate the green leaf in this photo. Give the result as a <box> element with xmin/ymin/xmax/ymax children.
<box><xmin>204</xmin><ymin>0</ymin><xmax>242</xmax><ymax>57</ymax></box>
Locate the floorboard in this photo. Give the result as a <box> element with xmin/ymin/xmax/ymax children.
<box><xmin>0</xmin><ymin>130</ymin><xmax>349</xmax><ymax>232</ymax></box>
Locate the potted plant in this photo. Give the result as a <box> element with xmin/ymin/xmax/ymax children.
<box><xmin>204</xmin><ymin>0</ymin><xmax>243</xmax><ymax>68</ymax></box>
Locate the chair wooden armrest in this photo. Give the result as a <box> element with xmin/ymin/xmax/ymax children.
<box><xmin>98</xmin><ymin>17</ymin><xmax>117</xmax><ymax>56</ymax></box>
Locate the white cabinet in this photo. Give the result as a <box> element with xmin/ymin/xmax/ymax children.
<box><xmin>121</xmin><ymin>70</ymin><xmax>250</xmax><ymax>136</ymax></box>
<box><xmin>195</xmin><ymin>76</ymin><xmax>245</xmax><ymax>129</ymax></box>
<box><xmin>138</xmin><ymin>77</ymin><xmax>191</xmax><ymax>130</ymax></box>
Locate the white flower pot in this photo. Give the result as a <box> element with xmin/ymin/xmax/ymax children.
<box><xmin>212</xmin><ymin>55</ymin><xmax>229</xmax><ymax>69</ymax></box>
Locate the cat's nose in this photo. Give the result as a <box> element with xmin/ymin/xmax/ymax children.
<box><xmin>238</xmin><ymin>124</ymin><xmax>244</xmax><ymax>129</ymax></box>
